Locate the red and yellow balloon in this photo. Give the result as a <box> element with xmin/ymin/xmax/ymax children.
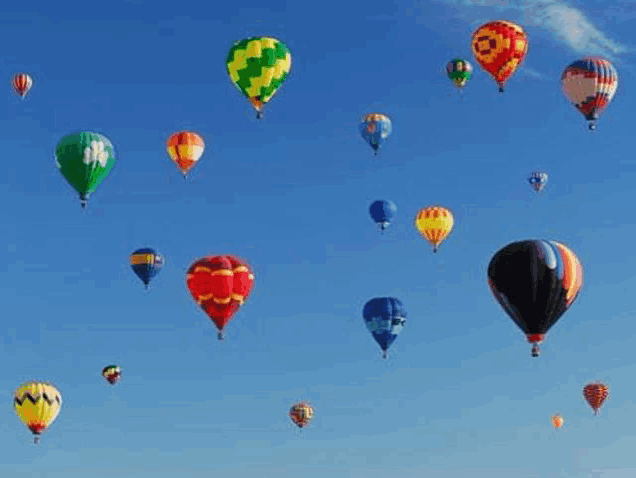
<box><xmin>186</xmin><ymin>255</ymin><xmax>254</xmax><ymax>340</ymax></box>
<box><xmin>289</xmin><ymin>402</ymin><xmax>314</xmax><ymax>429</ymax></box>
<box><xmin>167</xmin><ymin>131</ymin><xmax>205</xmax><ymax>177</ymax></box>
<box><xmin>471</xmin><ymin>20</ymin><xmax>528</xmax><ymax>92</ymax></box>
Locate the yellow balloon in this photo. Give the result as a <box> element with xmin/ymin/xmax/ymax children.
<box><xmin>415</xmin><ymin>206</ymin><xmax>454</xmax><ymax>252</ymax></box>
<box><xmin>14</xmin><ymin>381</ymin><xmax>62</xmax><ymax>444</ymax></box>
<box><xmin>551</xmin><ymin>414</ymin><xmax>564</xmax><ymax>429</ymax></box>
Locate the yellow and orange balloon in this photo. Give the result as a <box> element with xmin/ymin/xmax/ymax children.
<box><xmin>551</xmin><ymin>414</ymin><xmax>563</xmax><ymax>429</ymax></box>
<box><xmin>167</xmin><ymin>131</ymin><xmax>205</xmax><ymax>177</ymax></box>
<box><xmin>471</xmin><ymin>20</ymin><xmax>528</xmax><ymax>92</ymax></box>
<box><xmin>415</xmin><ymin>206</ymin><xmax>454</xmax><ymax>253</ymax></box>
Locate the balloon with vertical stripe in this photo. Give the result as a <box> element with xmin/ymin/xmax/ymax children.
<box><xmin>414</xmin><ymin>206</ymin><xmax>454</xmax><ymax>253</ymax></box>
<box><xmin>583</xmin><ymin>382</ymin><xmax>609</xmax><ymax>415</ymax></box>
<box><xmin>167</xmin><ymin>132</ymin><xmax>205</xmax><ymax>177</ymax></box>
<box><xmin>11</xmin><ymin>73</ymin><xmax>33</xmax><ymax>98</ymax></box>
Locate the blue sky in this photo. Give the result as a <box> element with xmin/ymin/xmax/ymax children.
<box><xmin>0</xmin><ymin>0</ymin><xmax>635</xmax><ymax>476</ymax></box>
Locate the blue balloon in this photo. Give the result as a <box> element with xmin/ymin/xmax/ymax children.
<box><xmin>528</xmin><ymin>172</ymin><xmax>548</xmax><ymax>193</ymax></box>
<box><xmin>130</xmin><ymin>247</ymin><xmax>164</xmax><ymax>289</ymax></box>
<box><xmin>369</xmin><ymin>200</ymin><xmax>397</xmax><ymax>232</ymax></box>
<box><xmin>359</xmin><ymin>113</ymin><xmax>392</xmax><ymax>155</ymax></box>
<box><xmin>363</xmin><ymin>297</ymin><xmax>406</xmax><ymax>358</ymax></box>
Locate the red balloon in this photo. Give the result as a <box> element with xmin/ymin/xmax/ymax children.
<box><xmin>186</xmin><ymin>255</ymin><xmax>254</xmax><ymax>340</ymax></box>
<box><xmin>583</xmin><ymin>382</ymin><xmax>609</xmax><ymax>415</ymax></box>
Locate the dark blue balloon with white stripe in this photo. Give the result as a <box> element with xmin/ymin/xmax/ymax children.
<box><xmin>369</xmin><ymin>200</ymin><xmax>397</xmax><ymax>232</ymax></box>
<box><xmin>363</xmin><ymin>297</ymin><xmax>406</xmax><ymax>358</ymax></box>
<box><xmin>130</xmin><ymin>247</ymin><xmax>164</xmax><ymax>289</ymax></box>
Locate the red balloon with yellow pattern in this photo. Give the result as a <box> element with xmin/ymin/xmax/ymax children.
<box><xmin>186</xmin><ymin>255</ymin><xmax>254</xmax><ymax>340</ymax></box>
<box><xmin>167</xmin><ymin>131</ymin><xmax>205</xmax><ymax>177</ymax></box>
<box><xmin>471</xmin><ymin>20</ymin><xmax>528</xmax><ymax>92</ymax></box>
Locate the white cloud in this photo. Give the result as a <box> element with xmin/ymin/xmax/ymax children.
<box><xmin>426</xmin><ymin>0</ymin><xmax>633</xmax><ymax>57</ymax></box>
<box><xmin>518</xmin><ymin>66</ymin><xmax>550</xmax><ymax>79</ymax></box>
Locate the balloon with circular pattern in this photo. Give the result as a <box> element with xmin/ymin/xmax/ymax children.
<box><xmin>471</xmin><ymin>20</ymin><xmax>528</xmax><ymax>92</ymax></box>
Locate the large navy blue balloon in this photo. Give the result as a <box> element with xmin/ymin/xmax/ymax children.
<box><xmin>130</xmin><ymin>247</ymin><xmax>164</xmax><ymax>289</ymax></box>
<box><xmin>369</xmin><ymin>200</ymin><xmax>397</xmax><ymax>232</ymax></box>
<box><xmin>363</xmin><ymin>297</ymin><xmax>406</xmax><ymax>358</ymax></box>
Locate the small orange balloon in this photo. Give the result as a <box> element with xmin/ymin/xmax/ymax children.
<box><xmin>551</xmin><ymin>414</ymin><xmax>563</xmax><ymax>428</ymax></box>
<box><xmin>166</xmin><ymin>131</ymin><xmax>205</xmax><ymax>177</ymax></box>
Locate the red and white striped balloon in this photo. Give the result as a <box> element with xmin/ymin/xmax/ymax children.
<box><xmin>11</xmin><ymin>73</ymin><xmax>33</xmax><ymax>98</ymax></box>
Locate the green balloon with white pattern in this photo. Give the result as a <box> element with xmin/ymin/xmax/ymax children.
<box><xmin>55</xmin><ymin>132</ymin><xmax>115</xmax><ymax>208</ymax></box>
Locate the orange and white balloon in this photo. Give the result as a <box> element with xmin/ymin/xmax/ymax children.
<box><xmin>551</xmin><ymin>414</ymin><xmax>563</xmax><ymax>429</ymax></box>
<box><xmin>167</xmin><ymin>131</ymin><xmax>205</xmax><ymax>177</ymax></box>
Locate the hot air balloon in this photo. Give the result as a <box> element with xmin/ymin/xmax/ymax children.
<box><xmin>55</xmin><ymin>132</ymin><xmax>115</xmax><ymax>208</ymax></box>
<box><xmin>14</xmin><ymin>381</ymin><xmax>62</xmax><ymax>444</ymax></box>
<box><xmin>289</xmin><ymin>402</ymin><xmax>314</xmax><ymax>428</ymax></box>
<box><xmin>12</xmin><ymin>73</ymin><xmax>33</xmax><ymax>98</ymax></box>
<box><xmin>186</xmin><ymin>255</ymin><xmax>254</xmax><ymax>340</ymax></box>
<box><xmin>363</xmin><ymin>297</ymin><xmax>406</xmax><ymax>359</ymax></box>
<box><xmin>561</xmin><ymin>58</ymin><xmax>618</xmax><ymax>131</ymax></box>
<box><xmin>167</xmin><ymin>132</ymin><xmax>205</xmax><ymax>177</ymax></box>
<box><xmin>369</xmin><ymin>200</ymin><xmax>397</xmax><ymax>232</ymax></box>
<box><xmin>414</xmin><ymin>206</ymin><xmax>454</xmax><ymax>253</ymax></box>
<box><xmin>446</xmin><ymin>59</ymin><xmax>473</xmax><ymax>89</ymax></box>
<box><xmin>359</xmin><ymin>113</ymin><xmax>392</xmax><ymax>155</ymax></box>
<box><xmin>130</xmin><ymin>248</ymin><xmax>164</xmax><ymax>289</ymax></box>
<box><xmin>583</xmin><ymin>382</ymin><xmax>609</xmax><ymax>415</ymax></box>
<box><xmin>487</xmin><ymin>240</ymin><xmax>583</xmax><ymax>357</ymax></box>
<box><xmin>528</xmin><ymin>172</ymin><xmax>548</xmax><ymax>193</ymax></box>
<box><xmin>102</xmin><ymin>365</ymin><xmax>121</xmax><ymax>385</ymax></box>
<box><xmin>471</xmin><ymin>20</ymin><xmax>528</xmax><ymax>92</ymax></box>
<box><xmin>226</xmin><ymin>37</ymin><xmax>292</xmax><ymax>119</ymax></box>
<box><xmin>552</xmin><ymin>414</ymin><xmax>564</xmax><ymax>429</ymax></box>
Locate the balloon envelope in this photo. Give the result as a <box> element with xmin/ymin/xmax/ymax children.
<box><xmin>363</xmin><ymin>297</ymin><xmax>406</xmax><ymax>357</ymax></box>
<box><xmin>369</xmin><ymin>200</ymin><xmax>397</xmax><ymax>231</ymax></box>
<box><xmin>130</xmin><ymin>248</ymin><xmax>164</xmax><ymax>288</ymax></box>
<box><xmin>359</xmin><ymin>113</ymin><xmax>392</xmax><ymax>154</ymax></box>
<box><xmin>14</xmin><ymin>381</ymin><xmax>62</xmax><ymax>443</ymax></box>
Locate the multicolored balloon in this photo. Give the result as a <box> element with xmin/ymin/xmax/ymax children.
<box><xmin>363</xmin><ymin>297</ymin><xmax>406</xmax><ymax>359</ymax></box>
<box><xmin>186</xmin><ymin>255</ymin><xmax>254</xmax><ymax>340</ymax></box>
<box><xmin>583</xmin><ymin>382</ymin><xmax>609</xmax><ymax>415</ymax></box>
<box><xmin>528</xmin><ymin>172</ymin><xmax>548</xmax><ymax>193</ymax></box>
<box><xmin>167</xmin><ymin>132</ymin><xmax>205</xmax><ymax>177</ymax></box>
<box><xmin>130</xmin><ymin>248</ymin><xmax>164</xmax><ymax>289</ymax></box>
<box><xmin>414</xmin><ymin>206</ymin><xmax>454</xmax><ymax>253</ymax></box>
<box><xmin>471</xmin><ymin>20</ymin><xmax>528</xmax><ymax>92</ymax></box>
<box><xmin>488</xmin><ymin>240</ymin><xmax>583</xmax><ymax>357</ymax></box>
<box><xmin>55</xmin><ymin>132</ymin><xmax>115</xmax><ymax>208</ymax></box>
<box><xmin>226</xmin><ymin>37</ymin><xmax>292</xmax><ymax>119</ymax></box>
<box><xmin>446</xmin><ymin>59</ymin><xmax>473</xmax><ymax>89</ymax></box>
<box><xmin>359</xmin><ymin>113</ymin><xmax>392</xmax><ymax>155</ymax></box>
<box><xmin>561</xmin><ymin>58</ymin><xmax>618</xmax><ymax>131</ymax></box>
<box><xmin>14</xmin><ymin>381</ymin><xmax>62</xmax><ymax>444</ymax></box>
<box><xmin>102</xmin><ymin>365</ymin><xmax>122</xmax><ymax>385</ymax></box>
<box><xmin>289</xmin><ymin>402</ymin><xmax>314</xmax><ymax>428</ymax></box>
<box><xmin>369</xmin><ymin>200</ymin><xmax>397</xmax><ymax>232</ymax></box>
<box><xmin>11</xmin><ymin>73</ymin><xmax>33</xmax><ymax>98</ymax></box>
<box><xmin>551</xmin><ymin>414</ymin><xmax>564</xmax><ymax>429</ymax></box>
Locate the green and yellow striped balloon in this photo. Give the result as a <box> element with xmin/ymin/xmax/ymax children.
<box><xmin>226</xmin><ymin>37</ymin><xmax>291</xmax><ymax>119</ymax></box>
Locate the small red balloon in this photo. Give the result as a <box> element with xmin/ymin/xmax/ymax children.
<box><xmin>583</xmin><ymin>382</ymin><xmax>609</xmax><ymax>415</ymax></box>
<box><xmin>186</xmin><ymin>255</ymin><xmax>254</xmax><ymax>339</ymax></box>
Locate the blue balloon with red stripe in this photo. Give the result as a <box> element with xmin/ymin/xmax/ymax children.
<box><xmin>130</xmin><ymin>248</ymin><xmax>164</xmax><ymax>289</ymax></box>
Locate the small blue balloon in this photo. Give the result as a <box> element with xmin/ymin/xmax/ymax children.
<box><xmin>359</xmin><ymin>113</ymin><xmax>392</xmax><ymax>155</ymax></box>
<box><xmin>130</xmin><ymin>247</ymin><xmax>164</xmax><ymax>289</ymax></box>
<box><xmin>528</xmin><ymin>172</ymin><xmax>548</xmax><ymax>193</ymax></box>
<box><xmin>363</xmin><ymin>297</ymin><xmax>406</xmax><ymax>358</ymax></box>
<box><xmin>369</xmin><ymin>200</ymin><xmax>397</xmax><ymax>232</ymax></box>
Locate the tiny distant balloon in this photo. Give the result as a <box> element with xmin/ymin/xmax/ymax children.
<box><xmin>167</xmin><ymin>132</ymin><xmax>205</xmax><ymax>177</ymax></box>
<box><xmin>561</xmin><ymin>58</ymin><xmax>618</xmax><ymax>131</ymax></box>
<box><xmin>130</xmin><ymin>248</ymin><xmax>164</xmax><ymax>289</ymax></box>
<box><xmin>12</xmin><ymin>73</ymin><xmax>33</xmax><ymax>98</ymax></box>
<box><xmin>102</xmin><ymin>365</ymin><xmax>122</xmax><ymax>385</ymax></box>
<box><xmin>369</xmin><ymin>200</ymin><xmax>397</xmax><ymax>232</ymax></box>
<box><xmin>363</xmin><ymin>297</ymin><xmax>406</xmax><ymax>359</ymax></box>
<box><xmin>446</xmin><ymin>59</ymin><xmax>473</xmax><ymax>89</ymax></box>
<box><xmin>414</xmin><ymin>206</ymin><xmax>454</xmax><ymax>253</ymax></box>
<box><xmin>528</xmin><ymin>172</ymin><xmax>548</xmax><ymax>193</ymax></box>
<box><xmin>289</xmin><ymin>402</ymin><xmax>314</xmax><ymax>428</ymax></box>
<box><xmin>551</xmin><ymin>414</ymin><xmax>563</xmax><ymax>428</ymax></box>
<box><xmin>359</xmin><ymin>113</ymin><xmax>392</xmax><ymax>155</ymax></box>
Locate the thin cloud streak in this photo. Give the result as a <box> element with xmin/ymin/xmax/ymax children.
<box><xmin>426</xmin><ymin>0</ymin><xmax>633</xmax><ymax>57</ymax></box>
